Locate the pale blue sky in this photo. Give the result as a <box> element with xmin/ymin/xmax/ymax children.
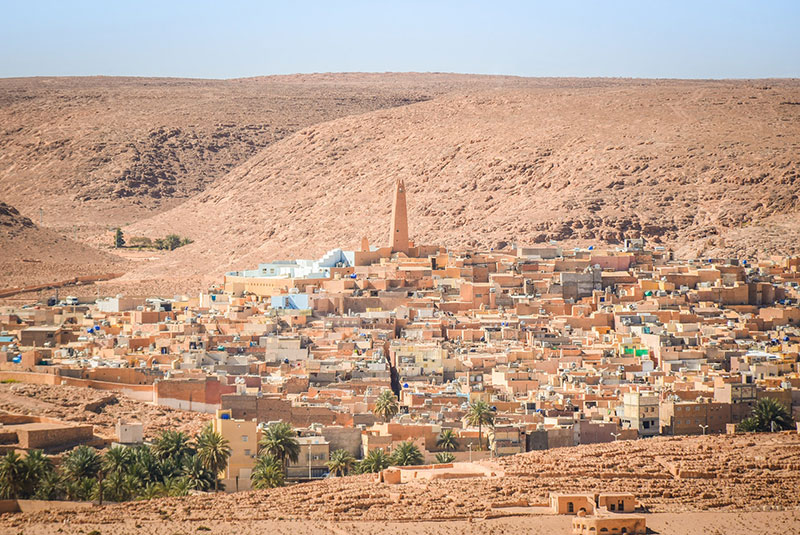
<box><xmin>1</xmin><ymin>1</ymin><xmax>798</xmax><ymax>79</ymax></box>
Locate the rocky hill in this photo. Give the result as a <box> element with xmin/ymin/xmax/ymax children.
<box><xmin>125</xmin><ymin>79</ymin><xmax>800</xmax><ymax>281</ymax></box>
<box><xmin>0</xmin><ymin>74</ymin><xmax>538</xmax><ymax>235</ymax></box>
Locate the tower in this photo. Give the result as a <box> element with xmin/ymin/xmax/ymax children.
<box><xmin>389</xmin><ymin>178</ymin><xmax>409</xmax><ymax>254</ymax></box>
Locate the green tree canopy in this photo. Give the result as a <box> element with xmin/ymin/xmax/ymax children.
<box><xmin>374</xmin><ymin>389</ymin><xmax>399</xmax><ymax>423</ymax></box>
<box><xmin>251</xmin><ymin>454</ymin><xmax>285</xmax><ymax>489</ymax></box>
<box><xmin>435</xmin><ymin>452</ymin><xmax>456</xmax><ymax>464</ymax></box>
<box><xmin>0</xmin><ymin>452</ymin><xmax>26</xmax><ymax>499</ymax></box>
<box><xmin>195</xmin><ymin>425</ymin><xmax>231</xmax><ymax>491</ymax></box>
<box><xmin>738</xmin><ymin>398</ymin><xmax>794</xmax><ymax>432</ymax></box>
<box><xmin>464</xmin><ymin>400</ymin><xmax>495</xmax><ymax>451</ymax></box>
<box><xmin>114</xmin><ymin>228</ymin><xmax>125</xmax><ymax>248</ymax></box>
<box><xmin>390</xmin><ymin>441</ymin><xmax>424</xmax><ymax>467</ymax></box>
<box><xmin>357</xmin><ymin>448</ymin><xmax>390</xmax><ymax>474</ymax></box>
<box><xmin>325</xmin><ymin>449</ymin><xmax>356</xmax><ymax>477</ymax></box>
<box><xmin>258</xmin><ymin>422</ymin><xmax>300</xmax><ymax>472</ymax></box>
<box><xmin>152</xmin><ymin>430</ymin><xmax>195</xmax><ymax>463</ymax></box>
<box><xmin>436</xmin><ymin>429</ymin><xmax>458</xmax><ymax>451</ymax></box>
<box><xmin>62</xmin><ymin>446</ymin><xmax>102</xmax><ymax>481</ymax></box>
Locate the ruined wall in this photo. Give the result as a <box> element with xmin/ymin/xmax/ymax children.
<box><xmin>17</xmin><ymin>425</ymin><xmax>93</xmax><ymax>449</ymax></box>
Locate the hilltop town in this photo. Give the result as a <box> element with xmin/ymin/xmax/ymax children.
<box><xmin>1</xmin><ymin>179</ymin><xmax>799</xmax><ymax>533</ymax></box>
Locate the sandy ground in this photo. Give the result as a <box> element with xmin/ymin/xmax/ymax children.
<box><xmin>2</xmin><ymin>510</ymin><xmax>799</xmax><ymax>535</ymax></box>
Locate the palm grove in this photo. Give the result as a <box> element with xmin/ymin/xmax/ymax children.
<box><xmin>4</xmin><ymin>390</ymin><xmax>790</xmax><ymax>501</ymax></box>
<box><xmin>0</xmin><ymin>392</ymin><xmax>499</xmax><ymax>501</ymax></box>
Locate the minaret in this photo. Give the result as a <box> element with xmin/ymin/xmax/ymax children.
<box><xmin>389</xmin><ymin>178</ymin><xmax>410</xmax><ymax>254</ymax></box>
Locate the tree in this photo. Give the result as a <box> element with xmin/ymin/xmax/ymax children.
<box><xmin>195</xmin><ymin>426</ymin><xmax>231</xmax><ymax>492</ymax></box>
<box><xmin>258</xmin><ymin>422</ymin><xmax>300</xmax><ymax>474</ymax></box>
<box><xmin>62</xmin><ymin>446</ymin><xmax>102</xmax><ymax>481</ymax></box>
<box><xmin>325</xmin><ymin>449</ymin><xmax>356</xmax><ymax>477</ymax></box>
<box><xmin>114</xmin><ymin>228</ymin><xmax>125</xmax><ymax>248</ymax></box>
<box><xmin>464</xmin><ymin>400</ymin><xmax>495</xmax><ymax>451</ymax></box>
<box><xmin>436</xmin><ymin>429</ymin><xmax>458</xmax><ymax>452</ymax></box>
<box><xmin>390</xmin><ymin>441</ymin><xmax>424</xmax><ymax>466</ymax></box>
<box><xmin>435</xmin><ymin>452</ymin><xmax>456</xmax><ymax>464</ymax></box>
<box><xmin>152</xmin><ymin>430</ymin><xmax>194</xmax><ymax>463</ymax></box>
<box><xmin>0</xmin><ymin>452</ymin><xmax>26</xmax><ymax>499</ymax></box>
<box><xmin>128</xmin><ymin>445</ymin><xmax>162</xmax><ymax>485</ymax></box>
<box><xmin>738</xmin><ymin>398</ymin><xmax>794</xmax><ymax>432</ymax></box>
<box><xmin>32</xmin><ymin>470</ymin><xmax>64</xmax><ymax>500</ymax></box>
<box><xmin>374</xmin><ymin>389</ymin><xmax>399</xmax><ymax>423</ymax></box>
<box><xmin>181</xmin><ymin>454</ymin><xmax>215</xmax><ymax>492</ymax></box>
<box><xmin>103</xmin><ymin>446</ymin><xmax>132</xmax><ymax>477</ymax></box>
<box><xmin>22</xmin><ymin>450</ymin><xmax>53</xmax><ymax>498</ymax></box>
<box><xmin>357</xmin><ymin>449</ymin><xmax>390</xmax><ymax>474</ymax></box>
<box><xmin>251</xmin><ymin>454</ymin><xmax>285</xmax><ymax>489</ymax></box>
<box><xmin>138</xmin><ymin>481</ymin><xmax>166</xmax><ymax>500</ymax></box>
<box><xmin>165</xmin><ymin>234</ymin><xmax>182</xmax><ymax>251</ymax></box>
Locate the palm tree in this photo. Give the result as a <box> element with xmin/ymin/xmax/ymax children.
<box><xmin>195</xmin><ymin>426</ymin><xmax>231</xmax><ymax>492</ymax></box>
<box><xmin>251</xmin><ymin>454</ymin><xmax>285</xmax><ymax>489</ymax></box>
<box><xmin>357</xmin><ymin>449</ymin><xmax>390</xmax><ymax>474</ymax></box>
<box><xmin>435</xmin><ymin>452</ymin><xmax>456</xmax><ymax>464</ymax></box>
<box><xmin>436</xmin><ymin>429</ymin><xmax>458</xmax><ymax>452</ymax></box>
<box><xmin>258</xmin><ymin>422</ymin><xmax>300</xmax><ymax>474</ymax></box>
<box><xmin>22</xmin><ymin>450</ymin><xmax>53</xmax><ymax>498</ymax></box>
<box><xmin>739</xmin><ymin>398</ymin><xmax>794</xmax><ymax>432</ymax></box>
<box><xmin>464</xmin><ymin>400</ymin><xmax>494</xmax><ymax>451</ymax></box>
<box><xmin>129</xmin><ymin>445</ymin><xmax>161</xmax><ymax>485</ymax></box>
<box><xmin>0</xmin><ymin>452</ymin><xmax>26</xmax><ymax>499</ymax></box>
<box><xmin>62</xmin><ymin>446</ymin><xmax>102</xmax><ymax>481</ymax></box>
<box><xmin>374</xmin><ymin>389</ymin><xmax>399</xmax><ymax>423</ymax></box>
<box><xmin>102</xmin><ymin>446</ymin><xmax>132</xmax><ymax>477</ymax></box>
<box><xmin>32</xmin><ymin>470</ymin><xmax>64</xmax><ymax>500</ymax></box>
<box><xmin>181</xmin><ymin>454</ymin><xmax>214</xmax><ymax>491</ymax></box>
<box><xmin>390</xmin><ymin>441</ymin><xmax>424</xmax><ymax>466</ymax></box>
<box><xmin>138</xmin><ymin>481</ymin><xmax>166</xmax><ymax>500</ymax></box>
<box><xmin>325</xmin><ymin>449</ymin><xmax>356</xmax><ymax>477</ymax></box>
<box><xmin>99</xmin><ymin>470</ymin><xmax>127</xmax><ymax>503</ymax></box>
<box><xmin>152</xmin><ymin>430</ymin><xmax>194</xmax><ymax>462</ymax></box>
<box><xmin>163</xmin><ymin>477</ymin><xmax>190</xmax><ymax>497</ymax></box>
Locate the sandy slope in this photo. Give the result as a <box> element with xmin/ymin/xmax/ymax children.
<box><xmin>0</xmin><ymin>73</ymin><xmax>539</xmax><ymax>236</ymax></box>
<box><xmin>0</xmin><ymin>201</ymin><xmax>125</xmax><ymax>289</ymax></box>
<box><xmin>125</xmin><ymin>79</ymin><xmax>800</xmax><ymax>281</ymax></box>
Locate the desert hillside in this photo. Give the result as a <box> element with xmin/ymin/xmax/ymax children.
<box><xmin>0</xmin><ymin>74</ymin><xmax>538</xmax><ymax>235</ymax></box>
<box><xmin>0</xmin><ymin>201</ymin><xmax>125</xmax><ymax>289</ymax></box>
<box><xmin>125</xmin><ymin>79</ymin><xmax>800</xmax><ymax>280</ymax></box>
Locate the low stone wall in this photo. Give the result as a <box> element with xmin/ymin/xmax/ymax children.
<box><xmin>0</xmin><ymin>371</ymin><xmax>59</xmax><ymax>385</ymax></box>
<box><xmin>378</xmin><ymin>462</ymin><xmax>504</xmax><ymax>484</ymax></box>
<box><xmin>17</xmin><ymin>424</ymin><xmax>94</xmax><ymax>449</ymax></box>
<box><xmin>0</xmin><ymin>499</ymin><xmax>94</xmax><ymax>514</ymax></box>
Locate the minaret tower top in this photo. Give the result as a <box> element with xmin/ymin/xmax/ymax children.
<box><xmin>389</xmin><ymin>178</ymin><xmax>409</xmax><ymax>254</ymax></box>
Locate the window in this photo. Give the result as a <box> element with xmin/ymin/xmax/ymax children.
<box><xmin>241</xmin><ymin>435</ymin><xmax>248</xmax><ymax>442</ymax></box>
<box><xmin>568</xmin><ymin>502</ymin><xmax>574</xmax><ymax>513</ymax></box>
<box><xmin>244</xmin><ymin>449</ymin><xmax>251</xmax><ymax>456</ymax></box>
<box><xmin>609</xmin><ymin>503</ymin><xmax>616</xmax><ymax>511</ymax></box>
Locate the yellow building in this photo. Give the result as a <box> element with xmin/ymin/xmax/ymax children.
<box><xmin>390</xmin><ymin>342</ymin><xmax>451</xmax><ymax>377</ymax></box>
<box><xmin>213</xmin><ymin>409</ymin><xmax>259</xmax><ymax>491</ymax></box>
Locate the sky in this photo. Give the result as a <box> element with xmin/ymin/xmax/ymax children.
<box><xmin>1</xmin><ymin>1</ymin><xmax>799</xmax><ymax>79</ymax></box>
